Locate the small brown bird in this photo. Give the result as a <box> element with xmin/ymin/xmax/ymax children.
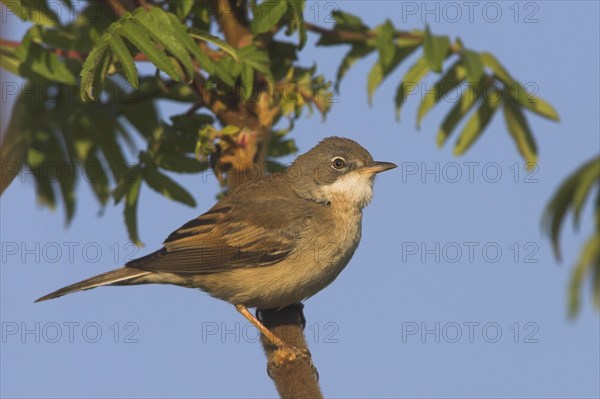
<box><xmin>36</xmin><ymin>137</ymin><xmax>396</xmax><ymax>348</ymax></box>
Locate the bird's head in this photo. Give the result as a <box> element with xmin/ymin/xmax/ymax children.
<box><xmin>286</xmin><ymin>137</ymin><xmax>397</xmax><ymax>208</ymax></box>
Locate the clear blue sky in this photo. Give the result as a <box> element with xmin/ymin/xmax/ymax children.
<box><xmin>1</xmin><ymin>1</ymin><xmax>599</xmax><ymax>398</ymax></box>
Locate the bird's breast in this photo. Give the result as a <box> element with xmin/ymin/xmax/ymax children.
<box><xmin>192</xmin><ymin>206</ymin><xmax>363</xmax><ymax>309</ymax></box>
<box><xmin>280</xmin><ymin>205</ymin><xmax>363</xmax><ymax>302</ymax></box>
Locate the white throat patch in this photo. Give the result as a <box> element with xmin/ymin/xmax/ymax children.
<box><xmin>319</xmin><ymin>172</ymin><xmax>375</xmax><ymax>209</ymax></box>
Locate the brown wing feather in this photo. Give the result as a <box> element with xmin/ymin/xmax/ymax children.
<box><xmin>126</xmin><ymin>192</ymin><xmax>314</xmax><ymax>274</ymax></box>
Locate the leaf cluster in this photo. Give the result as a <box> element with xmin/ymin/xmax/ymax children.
<box><xmin>1</xmin><ymin>0</ymin><xmax>323</xmax><ymax>243</ymax></box>
<box><xmin>543</xmin><ymin>157</ymin><xmax>600</xmax><ymax>316</ymax></box>
<box><xmin>318</xmin><ymin>13</ymin><xmax>559</xmax><ymax>168</ymax></box>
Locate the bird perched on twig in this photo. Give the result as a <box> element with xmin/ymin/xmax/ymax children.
<box><xmin>36</xmin><ymin>136</ymin><xmax>397</xmax><ymax>349</ymax></box>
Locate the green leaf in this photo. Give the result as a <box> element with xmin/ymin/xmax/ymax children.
<box><xmin>337</xmin><ymin>43</ymin><xmax>374</xmax><ymax>83</ymax></box>
<box><xmin>394</xmin><ymin>57</ymin><xmax>430</xmax><ymax>118</ymax></box>
<box><xmin>238</xmin><ymin>45</ymin><xmax>273</xmax><ymax>81</ymax></box>
<box><xmin>113</xmin><ymin>166</ymin><xmax>141</xmax><ymax>203</ymax></box>
<box><xmin>108</xmin><ymin>34</ymin><xmax>139</xmax><ymax>88</ymax></box>
<box><xmin>416</xmin><ymin>61</ymin><xmax>466</xmax><ymax>128</ymax></box>
<box><xmin>331</xmin><ymin>11</ymin><xmax>368</xmax><ymax>32</ymax></box>
<box><xmin>25</xmin><ymin>128</ymin><xmax>56</xmax><ymax>209</ymax></box>
<box><xmin>397</xmin><ymin>36</ymin><xmax>423</xmax><ymax>48</ymax></box>
<box><xmin>188</xmin><ymin>27</ymin><xmax>240</xmax><ymax>85</ymax></box>
<box><xmin>369</xmin><ymin>44</ymin><xmax>421</xmax><ymax>106</ymax></box>
<box><xmin>268</xmin><ymin>40</ymin><xmax>297</xmax><ymax>80</ymax></box>
<box><xmin>367</xmin><ymin>62</ymin><xmax>384</xmax><ymax>105</ymax></box>
<box><xmin>88</xmin><ymin>113</ymin><xmax>127</xmax><ymax>181</ymax></box>
<box><xmin>503</xmin><ymin>97</ymin><xmax>538</xmax><ymax>168</ymax></box>
<box><xmin>543</xmin><ymin>172</ymin><xmax>581</xmax><ymax>260</ymax></box>
<box><xmin>124</xmin><ymin>172</ymin><xmax>143</xmax><ymax>246</ymax></box>
<box><xmin>241</xmin><ymin>63</ymin><xmax>255</xmax><ymax>99</ymax></box>
<box><xmin>568</xmin><ymin>233</ymin><xmax>600</xmax><ymax>317</ymax></box>
<box><xmin>481</xmin><ymin>52</ymin><xmax>512</xmax><ymax>82</ymax></box>
<box><xmin>156</xmin><ymin>153</ymin><xmax>208</xmax><ymax>173</ymax></box>
<box><xmin>85</xmin><ymin>152</ymin><xmax>110</xmax><ymax>205</ymax></box>
<box><xmin>462</xmin><ymin>49</ymin><xmax>484</xmax><ymax>82</ymax></box>
<box><xmin>43</xmin><ymin>131</ymin><xmax>76</xmax><ymax>223</ymax></box>
<box><xmin>196</xmin><ymin>126</ymin><xmax>214</xmax><ymax>159</ymax></box>
<box><xmin>119</xmin><ymin>20</ymin><xmax>182</xmax><ymax>81</ymax></box>
<box><xmin>285</xmin><ymin>0</ymin><xmax>306</xmax><ymax>48</ymax></box>
<box><xmin>170</xmin><ymin>113</ymin><xmax>214</xmax><ymax>133</ymax></box>
<box><xmin>142</xmin><ymin>165</ymin><xmax>196</xmax><ymax>207</ymax></box>
<box><xmin>454</xmin><ymin>95</ymin><xmax>500</xmax><ymax>155</ymax></box>
<box><xmin>57</xmin><ymin>163</ymin><xmax>76</xmax><ymax>223</ymax></box>
<box><xmin>238</xmin><ymin>45</ymin><xmax>271</xmax><ymax>63</ymax></box>
<box><xmin>167</xmin><ymin>19</ymin><xmax>215</xmax><ymax>76</ymax></box>
<box><xmin>27</xmin><ymin>147</ymin><xmax>45</xmax><ymax>167</ymax></box>
<box><xmin>436</xmin><ymin>81</ymin><xmax>483</xmax><ymax>147</ymax></box>
<box><xmin>510</xmin><ymin>82</ymin><xmax>560</xmax><ymax>122</ymax></box>
<box><xmin>375</xmin><ymin>20</ymin><xmax>396</xmax><ymax>70</ymax></box>
<box><xmin>251</xmin><ymin>0</ymin><xmax>288</xmax><ymax>34</ymax></box>
<box><xmin>190</xmin><ymin>1</ymin><xmax>212</xmax><ymax>31</ymax></box>
<box><xmin>595</xmin><ymin>251</ymin><xmax>600</xmax><ymax>311</ymax></box>
<box><xmin>218</xmin><ymin>55</ymin><xmax>242</xmax><ymax>80</ymax></box>
<box><xmin>572</xmin><ymin>159</ymin><xmax>600</xmax><ymax>227</ymax></box>
<box><xmin>121</xmin><ymin>100</ymin><xmax>159</xmax><ymax>138</ymax></box>
<box><xmin>25</xmin><ymin>24</ymin><xmax>77</xmax><ymax>51</ymax></box>
<box><xmin>172</xmin><ymin>0</ymin><xmax>194</xmax><ymax>19</ymax></box>
<box><xmin>316</xmin><ymin>11</ymin><xmax>368</xmax><ymax>46</ymax></box>
<box><xmin>11</xmin><ymin>40</ymin><xmax>77</xmax><ymax>83</ymax></box>
<box><xmin>0</xmin><ymin>46</ymin><xmax>21</xmax><ymax>75</ymax></box>
<box><xmin>544</xmin><ymin>156</ymin><xmax>600</xmax><ymax>283</ymax></box>
<box><xmin>423</xmin><ymin>26</ymin><xmax>449</xmax><ymax>73</ymax></box>
<box><xmin>221</xmin><ymin>125</ymin><xmax>241</xmax><ymax>135</ymax></box>
<box><xmin>133</xmin><ymin>8</ymin><xmax>195</xmax><ymax>81</ymax></box>
<box><xmin>79</xmin><ymin>34</ymin><xmax>111</xmax><ymax>101</ymax></box>
<box><xmin>33</xmin><ymin>168</ymin><xmax>57</xmax><ymax>208</ymax></box>
<box><xmin>0</xmin><ymin>89</ymin><xmax>32</xmax><ymax>194</ymax></box>
<box><xmin>188</xmin><ymin>28</ymin><xmax>239</xmax><ymax>61</ymax></box>
<box><xmin>481</xmin><ymin>52</ymin><xmax>559</xmax><ymax>121</ymax></box>
<box><xmin>134</xmin><ymin>78</ymin><xmax>198</xmax><ymax>103</ymax></box>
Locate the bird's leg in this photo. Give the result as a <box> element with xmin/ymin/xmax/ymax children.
<box><xmin>235</xmin><ymin>304</ymin><xmax>288</xmax><ymax>348</ymax></box>
<box><xmin>236</xmin><ymin>304</ymin><xmax>317</xmax><ymax>381</ymax></box>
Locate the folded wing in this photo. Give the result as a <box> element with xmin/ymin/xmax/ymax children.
<box><xmin>126</xmin><ymin>195</ymin><xmax>314</xmax><ymax>274</ymax></box>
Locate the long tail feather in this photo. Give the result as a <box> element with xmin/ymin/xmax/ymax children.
<box><xmin>35</xmin><ymin>268</ymin><xmax>151</xmax><ymax>303</ymax></box>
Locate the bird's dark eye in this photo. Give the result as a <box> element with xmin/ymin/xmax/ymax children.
<box><xmin>331</xmin><ymin>157</ymin><xmax>346</xmax><ymax>170</ymax></box>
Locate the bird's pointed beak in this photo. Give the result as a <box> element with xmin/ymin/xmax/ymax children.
<box><xmin>360</xmin><ymin>161</ymin><xmax>398</xmax><ymax>174</ymax></box>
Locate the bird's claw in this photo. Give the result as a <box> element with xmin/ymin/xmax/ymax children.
<box><xmin>266</xmin><ymin>345</ymin><xmax>319</xmax><ymax>382</ymax></box>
